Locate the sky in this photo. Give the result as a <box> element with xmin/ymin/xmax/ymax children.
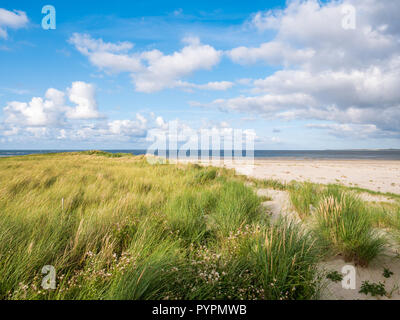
<box><xmin>0</xmin><ymin>0</ymin><xmax>399</xmax><ymax>150</ymax></box>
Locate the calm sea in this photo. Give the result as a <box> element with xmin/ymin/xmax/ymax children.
<box><xmin>0</xmin><ymin>150</ymin><xmax>400</xmax><ymax>160</ymax></box>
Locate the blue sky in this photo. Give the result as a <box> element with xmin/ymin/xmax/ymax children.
<box><xmin>0</xmin><ymin>0</ymin><xmax>399</xmax><ymax>150</ymax></box>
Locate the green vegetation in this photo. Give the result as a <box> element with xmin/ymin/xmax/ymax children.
<box><xmin>359</xmin><ymin>281</ymin><xmax>386</xmax><ymax>297</ymax></box>
<box><xmin>2</xmin><ymin>151</ymin><xmax>400</xmax><ymax>300</ymax></box>
<box><xmin>383</xmin><ymin>268</ymin><xmax>394</xmax><ymax>278</ymax></box>
<box><xmin>326</xmin><ymin>270</ymin><xmax>343</xmax><ymax>283</ymax></box>
<box><xmin>260</xmin><ymin>180</ymin><xmax>396</xmax><ymax>267</ymax></box>
<box><xmin>238</xmin><ymin>219</ymin><xmax>323</xmax><ymax>299</ymax></box>
<box><xmin>0</xmin><ymin>152</ymin><xmax>323</xmax><ymax>300</ymax></box>
<box><xmin>314</xmin><ymin>193</ymin><xmax>385</xmax><ymax>266</ymax></box>
<box><xmin>252</xmin><ymin>178</ymin><xmax>287</xmax><ymax>191</ymax></box>
<box><xmin>289</xmin><ymin>182</ymin><xmax>320</xmax><ymax>218</ymax></box>
<box><xmin>369</xmin><ymin>205</ymin><xmax>400</xmax><ymax>242</ymax></box>
<box><xmin>78</xmin><ymin>150</ymin><xmax>134</xmax><ymax>158</ymax></box>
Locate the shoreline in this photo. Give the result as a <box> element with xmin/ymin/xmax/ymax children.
<box><xmin>1</xmin><ymin>149</ymin><xmax>400</xmax><ymax>161</ymax></box>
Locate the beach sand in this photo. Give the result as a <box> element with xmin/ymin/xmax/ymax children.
<box><xmin>228</xmin><ymin>159</ymin><xmax>400</xmax><ymax>195</ymax></box>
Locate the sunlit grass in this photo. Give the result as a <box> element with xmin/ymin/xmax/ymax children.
<box><xmin>266</xmin><ymin>181</ymin><xmax>395</xmax><ymax>266</ymax></box>
<box><xmin>313</xmin><ymin>193</ymin><xmax>385</xmax><ymax>266</ymax></box>
<box><xmin>0</xmin><ymin>151</ymin><xmax>323</xmax><ymax>300</ymax></box>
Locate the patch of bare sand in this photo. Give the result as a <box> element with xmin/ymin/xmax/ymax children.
<box><xmin>319</xmin><ymin>250</ymin><xmax>400</xmax><ymax>300</ymax></box>
<box><xmin>232</xmin><ymin>159</ymin><xmax>400</xmax><ymax>195</ymax></box>
<box><xmin>257</xmin><ymin>188</ymin><xmax>300</xmax><ymax>222</ymax></box>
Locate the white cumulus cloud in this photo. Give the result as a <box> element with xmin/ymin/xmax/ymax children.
<box><xmin>198</xmin><ymin>0</ymin><xmax>400</xmax><ymax>139</ymax></box>
<box><xmin>69</xmin><ymin>34</ymin><xmax>225</xmax><ymax>93</ymax></box>
<box><xmin>3</xmin><ymin>81</ymin><xmax>102</xmax><ymax>128</ymax></box>
<box><xmin>66</xmin><ymin>82</ymin><xmax>101</xmax><ymax>119</ymax></box>
<box><xmin>0</xmin><ymin>8</ymin><xmax>28</xmax><ymax>39</ymax></box>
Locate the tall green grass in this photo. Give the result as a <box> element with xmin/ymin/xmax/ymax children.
<box><xmin>286</xmin><ymin>182</ymin><xmax>391</xmax><ymax>266</ymax></box>
<box><xmin>210</xmin><ymin>181</ymin><xmax>262</xmax><ymax>237</ymax></box>
<box><xmin>0</xmin><ymin>152</ymin><xmax>322</xmax><ymax>300</ymax></box>
<box><xmin>289</xmin><ymin>183</ymin><xmax>343</xmax><ymax>218</ymax></box>
<box><xmin>368</xmin><ymin>204</ymin><xmax>400</xmax><ymax>244</ymax></box>
<box><xmin>236</xmin><ymin>219</ymin><xmax>323</xmax><ymax>299</ymax></box>
<box><xmin>313</xmin><ymin>193</ymin><xmax>385</xmax><ymax>266</ymax></box>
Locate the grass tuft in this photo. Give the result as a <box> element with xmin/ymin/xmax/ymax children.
<box><xmin>314</xmin><ymin>193</ymin><xmax>385</xmax><ymax>266</ymax></box>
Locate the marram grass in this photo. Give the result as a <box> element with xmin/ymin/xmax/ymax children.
<box><xmin>286</xmin><ymin>182</ymin><xmax>387</xmax><ymax>266</ymax></box>
<box><xmin>0</xmin><ymin>151</ymin><xmax>323</xmax><ymax>300</ymax></box>
<box><xmin>313</xmin><ymin>193</ymin><xmax>385</xmax><ymax>266</ymax></box>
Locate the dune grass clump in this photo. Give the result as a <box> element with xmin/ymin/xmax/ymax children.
<box><xmin>0</xmin><ymin>151</ymin><xmax>323</xmax><ymax>300</ymax></box>
<box><xmin>235</xmin><ymin>219</ymin><xmax>323</xmax><ymax>300</ymax></box>
<box><xmin>390</xmin><ymin>207</ymin><xmax>400</xmax><ymax>243</ymax></box>
<box><xmin>210</xmin><ymin>181</ymin><xmax>262</xmax><ymax>237</ymax></box>
<box><xmin>369</xmin><ymin>204</ymin><xmax>400</xmax><ymax>234</ymax></box>
<box><xmin>314</xmin><ymin>193</ymin><xmax>385</xmax><ymax>266</ymax></box>
<box><xmin>256</xmin><ymin>179</ymin><xmax>287</xmax><ymax>191</ymax></box>
<box><xmin>289</xmin><ymin>182</ymin><xmax>320</xmax><ymax>218</ymax></box>
<box><xmin>288</xmin><ymin>183</ymin><xmax>345</xmax><ymax>219</ymax></box>
<box><xmin>179</xmin><ymin>220</ymin><xmax>323</xmax><ymax>300</ymax></box>
<box><xmin>192</xmin><ymin>167</ymin><xmax>218</xmax><ymax>185</ymax></box>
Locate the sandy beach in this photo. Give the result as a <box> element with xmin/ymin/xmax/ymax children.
<box><xmin>226</xmin><ymin>159</ymin><xmax>400</xmax><ymax>195</ymax></box>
